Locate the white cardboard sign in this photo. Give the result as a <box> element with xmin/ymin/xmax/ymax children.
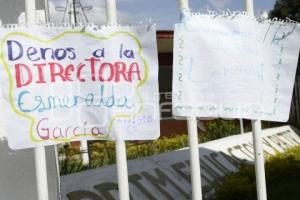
<box><xmin>0</xmin><ymin>25</ymin><xmax>160</xmax><ymax>149</ymax></box>
<box><xmin>173</xmin><ymin>14</ymin><xmax>300</xmax><ymax>122</ymax></box>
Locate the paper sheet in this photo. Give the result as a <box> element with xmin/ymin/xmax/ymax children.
<box><xmin>173</xmin><ymin>14</ymin><xmax>300</xmax><ymax>122</ymax></box>
<box><xmin>0</xmin><ymin>24</ymin><xmax>160</xmax><ymax>149</ymax></box>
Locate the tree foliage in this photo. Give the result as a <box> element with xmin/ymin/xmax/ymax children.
<box><xmin>269</xmin><ymin>0</ymin><xmax>300</xmax><ymax>76</ymax></box>
<box><xmin>269</xmin><ymin>0</ymin><xmax>300</xmax><ymax>22</ymax></box>
<box><xmin>214</xmin><ymin>145</ymin><xmax>300</xmax><ymax>200</ymax></box>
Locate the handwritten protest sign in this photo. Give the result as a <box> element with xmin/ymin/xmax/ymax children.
<box><xmin>0</xmin><ymin>25</ymin><xmax>160</xmax><ymax>149</ymax></box>
<box><xmin>173</xmin><ymin>13</ymin><xmax>300</xmax><ymax>122</ymax></box>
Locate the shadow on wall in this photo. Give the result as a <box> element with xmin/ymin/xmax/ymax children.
<box><xmin>0</xmin><ymin>139</ymin><xmax>60</xmax><ymax>200</ymax></box>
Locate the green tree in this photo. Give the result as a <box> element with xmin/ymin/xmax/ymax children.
<box><xmin>269</xmin><ymin>0</ymin><xmax>300</xmax><ymax>22</ymax></box>
<box><xmin>270</xmin><ymin>0</ymin><xmax>300</xmax><ymax>76</ymax></box>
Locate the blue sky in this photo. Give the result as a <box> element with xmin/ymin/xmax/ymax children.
<box><xmin>49</xmin><ymin>0</ymin><xmax>277</xmax><ymax>29</ymax></box>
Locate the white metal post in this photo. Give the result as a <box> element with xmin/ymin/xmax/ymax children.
<box><xmin>180</xmin><ymin>0</ymin><xmax>189</xmax><ymax>12</ymax></box>
<box><xmin>252</xmin><ymin>120</ymin><xmax>267</xmax><ymax>200</ymax></box>
<box><xmin>54</xmin><ymin>145</ymin><xmax>62</xmax><ymax>199</ymax></box>
<box><xmin>25</xmin><ymin>1</ymin><xmax>50</xmax><ymax>199</ymax></box>
<box><xmin>44</xmin><ymin>0</ymin><xmax>50</xmax><ymax>23</ymax></box>
<box><xmin>245</xmin><ymin>0</ymin><xmax>255</xmax><ymax>17</ymax></box>
<box><xmin>70</xmin><ymin>0</ymin><xmax>76</xmax><ymax>24</ymax></box>
<box><xmin>180</xmin><ymin>0</ymin><xmax>203</xmax><ymax>199</ymax></box>
<box><xmin>68</xmin><ymin>2</ymin><xmax>91</xmax><ymax>165</ymax></box>
<box><xmin>106</xmin><ymin>0</ymin><xmax>117</xmax><ymax>25</ymax></box>
<box><xmin>115</xmin><ymin>140</ymin><xmax>130</xmax><ymax>200</ymax></box>
<box><xmin>239</xmin><ymin>118</ymin><xmax>244</xmax><ymax>134</ymax></box>
<box><xmin>187</xmin><ymin>117</ymin><xmax>203</xmax><ymax>200</ymax></box>
<box><xmin>80</xmin><ymin>141</ymin><xmax>90</xmax><ymax>165</ymax></box>
<box><xmin>25</xmin><ymin>0</ymin><xmax>36</xmax><ymax>25</ymax></box>
<box><xmin>105</xmin><ymin>1</ymin><xmax>130</xmax><ymax>200</ymax></box>
<box><xmin>245</xmin><ymin>0</ymin><xmax>268</xmax><ymax>199</ymax></box>
<box><xmin>34</xmin><ymin>146</ymin><xmax>49</xmax><ymax>200</ymax></box>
